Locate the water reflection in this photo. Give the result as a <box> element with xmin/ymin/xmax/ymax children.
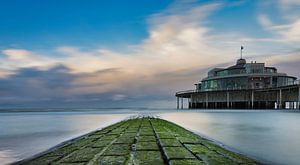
<box><xmin>160</xmin><ymin>111</ymin><xmax>300</xmax><ymax>165</ymax></box>
<box><xmin>0</xmin><ymin>112</ymin><xmax>133</xmax><ymax>164</ymax></box>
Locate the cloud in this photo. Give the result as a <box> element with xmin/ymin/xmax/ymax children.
<box><xmin>0</xmin><ymin>49</ymin><xmax>58</xmax><ymax>72</ymax></box>
<box><xmin>112</xmin><ymin>94</ymin><xmax>127</xmax><ymax>101</ymax></box>
<box><xmin>2</xmin><ymin>49</ymin><xmax>32</xmax><ymax>60</ymax></box>
<box><xmin>257</xmin><ymin>0</ymin><xmax>300</xmax><ymax>43</ymax></box>
<box><xmin>258</xmin><ymin>14</ymin><xmax>300</xmax><ymax>42</ymax></box>
<box><xmin>278</xmin><ymin>0</ymin><xmax>300</xmax><ymax>9</ymax></box>
<box><xmin>0</xmin><ymin>1</ymin><xmax>299</xmax><ymax>108</ymax></box>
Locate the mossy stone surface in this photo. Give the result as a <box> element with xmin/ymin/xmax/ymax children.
<box><xmin>103</xmin><ymin>144</ymin><xmax>131</xmax><ymax>156</ymax></box>
<box><xmin>23</xmin><ymin>155</ymin><xmax>61</xmax><ymax>165</ymax></box>
<box><xmin>134</xmin><ymin>151</ymin><xmax>164</xmax><ymax>165</ymax></box>
<box><xmin>185</xmin><ymin>144</ymin><xmax>234</xmax><ymax>165</ymax></box>
<box><xmin>114</xmin><ymin>136</ymin><xmax>135</xmax><ymax>144</ymax></box>
<box><xmin>136</xmin><ymin>142</ymin><xmax>159</xmax><ymax>150</ymax></box>
<box><xmin>157</xmin><ymin>132</ymin><xmax>176</xmax><ymax>139</ymax></box>
<box><xmin>169</xmin><ymin>159</ymin><xmax>205</xmax><ymax>165</ymax></box>
<box><xmin>96</xmin><ymin>156</ymin><xmax>128</xmax><ymax>165</ymax></box>
<box><xmin>59</xmin><ymin>147</ymin><xmax>103</xmax><ymax>162</ymax></box>
<box><xmin>160</xmin><ymin>138</ymin><xmax>182</xmax><ymax>147</ymax></box>
<box><xmin>138</xmin><ymin>136</ymin><xmax>156</xmax><ymax>142</ymax></box>
<box><xmin>91</xmin><ymin>140</ymin><xmax>112</xmax><ymax>148</ymax></box>
<box><xmin>163</xmin><ymin>147</ymin><xmax>195</xmax><ymax>159</ymax></box>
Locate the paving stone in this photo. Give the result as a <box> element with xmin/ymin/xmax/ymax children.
<box><xmin>120</xmin><ymin>132</ymin><xmax>137</xmax><ymax>138</ymax></box>
<box><xmin>90</xmin><ymin>140</ymin><xmax>112</xmax><ymax>148</ymax></box>
<box><xmin>157</xmin><ymin>132</ymin><xmax>176</xmax><ymax>139</ymax></box>
<box><xmin>160</xmin><ymin>139</ymin><xmax>182</xmax><ymax>147</ymax></box>
<box><xmin>73</xmin><ymin>138</ymin><xmax>96</xmax><ymax>148</ymax></box>
<box><xmin>177</xmin><ymin>136</ymin><xmax>201</xmax><ymax>144</ymax></box>
<box><xmin>46</xmin><ymin>144</ymin><xmax>78</xmax><ymax>156</ymax></box>
<box><xmin>136</xmin><ymin>142</ymin><xmax>159</xmax><ymax>151</ymax></box>
<box><xmin>22</xmin><ymin>155</ymin><xmax>62</xmax><ymax>165</ymax></box>
<box><xmin>139</xmin><ymin>130</ymin><xmax>155</xmax><ymax>136</ymax></box>
<box><xmin>125</xmin><ymin>127</ymin><xmax>139</xmax><ymax>133</ymax></box>
<box><xmin>134</xmin><ymin>151</ymin><xmax>164</xmax><ymax>165</ymax></box>
<box><xmin>163</xmin><ymin>147</ymin><xmax>195</xmax><ymax>160</ymax></box>
<box><xmin>60</xmin><ymin>147</ymin><xmax>103</xmax><ymax>163</ymax></box>
<box><xmin>138</xmin><ymin>136</ymin><xmax>156</xmax><ymax>142</ymax></box>
<box><xmin>88</xmin><ymin>134</ymin><xmax>103</xmax><ymax>139</ymax></box>
<box><xmin>169</xmin><ymin>159</ymin><xmax>205</xmax><ymax>165</ymax></box>
<box><xmin>185</xmin><ymin>144</ymin><xmax>234</xmax><ymax>164</ymax></box>
<box><xmin>201</xmin><ymin>141</ymin><xmax>254</xmax><ymax>164</ymax></box>
<box><xmin>100</xmin><ymin>135</ymin><xmax>119</xmax><ymax>141</ymax></box>
<box><xmin>53</xmin><ymin>162</ymin><xmax>86</xmax><ymax>165</ymax></box>
<box><xmin>114</xmin><ymin>136</ymin><xmax>135</xmax><ymax>144</ymax></box>
<box><xmin>95</xmin><ymin>156</ymin><xmax>128</xmax><ymax>165</ymax></box>
<box><xmin>102</xmin><ymin>144</ymin><xmax>131</xmax><ymax>156</ymax></box>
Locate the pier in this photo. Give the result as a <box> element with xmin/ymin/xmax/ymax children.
<box><xmin>175</xmin><ymin>54</ymin><xmax>299</xmax><ymax>110</ymax></box>
<box><xmin>17</xmin><ymin>117</ymin><xmax>258</xmax><ymax>165</ymax></box>
<box><xmin>176</xmin><ymin>84</ymin><xmax>300</xmax><ymax>109</ymax></box>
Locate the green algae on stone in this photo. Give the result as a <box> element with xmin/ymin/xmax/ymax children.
<box><xmin>199</xmin><ymin>140</ymin><xmax>255</xmax><ymax>164</ymax></box>
<box><xmin>138</xmin><ymin>136</ymin><xmax>156</xmax><ymax>142</ymax></box>
<box><xmin>100</xmin><ymin>134</ymin><xmax>119</xmax><ymax>141</ymax></box>
<box><xmin>96</xmin><ymin>156</ymin><xmax>128</xmax><ymax>165</ymax></box>
<box><xmin>102</xmin><ymin>144</ymin><xmax>131</xmax><ymax>156</ymax></box>
<box><xmin>46</xmin><ymin>144</ymin><xmax>78</xmax><ymax>157</ymax></box>
<box><xmin>169</xmin><ymin>159</ymin><xmax>206</xmax><ymax>165</ymax></box>
<box><xmin>22</xmin><ymin>155</ymin><xmax>62</xmax><ymax>165</ymax></box>
<box><xmin>90</xmin><ymin>140</ymin><xmax>112</xmax><ymax>148</ymax></box>
<box><xmin>134</xmin><ymin>151</ymin><xmax>164</xmax><ymax>165</ymax></box>
<box><xmin>72</xmin><ymin>138</ymin><xmax>97</xmax><ymax>148</ymax></box>
<box><xmin>185</xmin><ymin>144</ymin><xmax>235</xmax><ymax>165</ymax></box>
<box><xmin>136</xmin><ymin>142</ymin><xmax>159</xmax><ymax>151</ymax></box>
<box><xmin>163</xmin><ymin>147</ymin><xmax>195</xmax><ymax>159</ymax></box>
<box><xmin>114</xmin><ymin>136</ymin><xmax>135</xmax><ymax>144</ymax></box>
<box><xmin>156</xmin><ymin>132</ymin><xmax>176</xmax><ymax>139</ymax></box>
<box><xmin>160</xmin><ymin>138</ymin><xmax>182</xmax><ymax>147</ymax></box>
<box><xmin>59</xmin><ymin>147</ymin><xmax>103</xmax><ymax>163</ymax></box>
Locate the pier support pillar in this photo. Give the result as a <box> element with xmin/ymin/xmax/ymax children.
<box><xmin>205</xmin><ymin>92</ymin><xmax>208</xmax><ymax>109</ymax></box>
<box><xmin>181</xmin><ymin>97</ymin><xmax>183</xmax><ymax>109</ymax></box>
<box><xmin>251</xmin><ymin>90</ymin><xmax>254</xmax><ymax>109</ymax></box>
<box><xmin>279</xmin><ymin>89</ymin><xmax>282</xmax><ymax>109</ymax></box>
<box><xmin>298</xmin><ymin>87</ymin><xmax>300</xmax><ymax>110</ymax></box>
<box><xmin>226</xmin><ymin>91</ymin><xmax>230</xmax><ymax>109</ymax></box>
<box><xmin>177</xmin><ymin>97</ymin><xmax>179</xmax><ymax>109</ymax></box>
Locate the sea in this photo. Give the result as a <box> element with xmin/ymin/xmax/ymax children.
<box><xmin>0</xmin><ymin>109</ymin><xmax>300</xmax><ymax>165</ymax></box>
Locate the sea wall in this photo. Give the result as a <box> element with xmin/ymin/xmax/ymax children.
<box><xmin>16</xmin><ymin>117</ymin><xmax>259</xmax><ymax>165</ymax></box>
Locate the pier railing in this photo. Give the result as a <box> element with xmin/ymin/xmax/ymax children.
<box><xmin>176</xmin><ymin>83</ymin><xmax>300</xmax><ymax>98</ymax></box>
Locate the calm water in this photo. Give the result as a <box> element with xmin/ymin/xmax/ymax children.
<box><xmin>1</xmin><ymin>109</ymin><xmax>300</xmax><ymax>165</ymax></box>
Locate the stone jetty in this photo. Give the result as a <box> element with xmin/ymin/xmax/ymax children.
<box><xmin>18</xmin><ymin>117</ymin><xmax>259</xmax><ymax>165</ymax></box>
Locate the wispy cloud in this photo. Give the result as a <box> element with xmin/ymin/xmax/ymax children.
<box><xmin>0</xmin><ymin>1</ymin><xmax>299</xmax><ymax>108</ymax></box>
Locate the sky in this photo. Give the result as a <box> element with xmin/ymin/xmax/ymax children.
<box><xmin>0</xmin><ymin>0</ymin><xmax>299</xmax><ymax>108</ymax></box>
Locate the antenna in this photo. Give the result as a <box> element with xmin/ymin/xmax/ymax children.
<box><xmin>240</xmin><ymin>45</ymin><xmax>244</xmax><ymax>59</ymax></box>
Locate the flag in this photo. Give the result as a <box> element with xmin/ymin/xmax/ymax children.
<box><xmin>241</xmin><ymin>46</ymin><xmax>244</xmax><ymax>50</ymax></box>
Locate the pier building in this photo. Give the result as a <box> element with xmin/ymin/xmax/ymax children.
<box><xmin>176</xmin><ymin>51</ymin><xmax>300</xmax><ymax>109</ymax></box>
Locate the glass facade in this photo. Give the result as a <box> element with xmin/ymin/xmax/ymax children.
<box><xmin>277</xmin><ymin>76</ymin><xmax>295</xmax><ymax>87</ymax></box>
<box><xmin>216</xmin><ymin>69</ymin><xmax>245</xmax><ymax>76</ymax></box>
<box><xmin>199</xmin><ymin>59</ymin><xmax>296</xmax><ymax>91</ymax></box>
<box><xmin>202</xmin><ymin>77</ymin><xmax>248</xmax><ymax>91</ymax></box>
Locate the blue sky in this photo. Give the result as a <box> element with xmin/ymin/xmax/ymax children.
<box><xmin>0</xmin><ymin>0</ymin><xmax>171</xmax><ymax>49</ymax></box>
<box><xmin>0</xmin><ymin>0</ymin><xmax>299</xmax><ymax>108</ymax></box>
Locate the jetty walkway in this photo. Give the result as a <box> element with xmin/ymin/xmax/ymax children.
<box><xmin>19</xmin><ymin>117</ymin><xmax>259</xmax><ymax>165</ymax></box>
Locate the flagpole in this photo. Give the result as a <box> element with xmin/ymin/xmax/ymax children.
<box><xmin>240</xmin><ymin>46</ymin><xmax>243</xmax><ymax>59</ymax></box>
